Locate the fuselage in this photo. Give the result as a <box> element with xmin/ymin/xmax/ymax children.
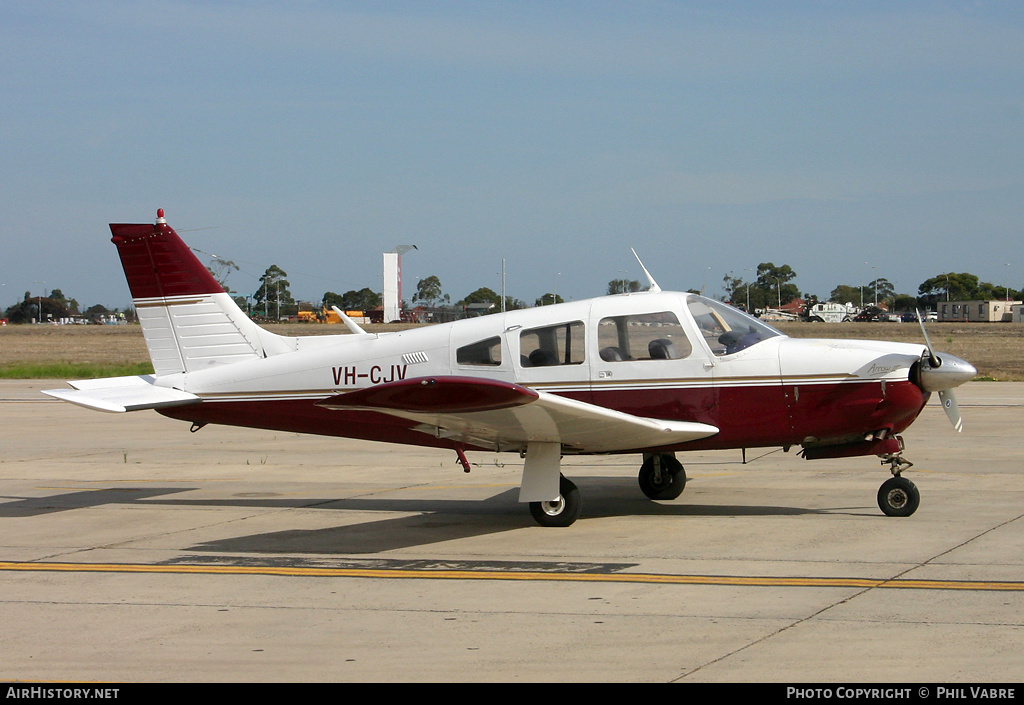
<box><xmin>158</xmin><ymin>291</ymin><xmax>932</xmax><ymax>457</ymax></box>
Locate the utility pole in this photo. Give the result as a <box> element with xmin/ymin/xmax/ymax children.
<box><xmin>744</xmin><ymin>268</ymin><xmax>753</xmax><ymax>312</ymax></box>
<box><xmin>34</xmin><ymin>280</ymin><xmax>45</xmax><ymax>324</ymax></box>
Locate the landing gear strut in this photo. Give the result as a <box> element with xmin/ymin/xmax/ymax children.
<box><xmin>877</xmin><ymin>452</ymin><xmax>920</xmax><ymax>517</ymax></box>
<box><xmin>638</xmin><ymin>453</ymin><xmax>687</xmax><ymax>500</ymax></box>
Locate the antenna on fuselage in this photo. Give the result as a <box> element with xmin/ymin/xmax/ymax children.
<box><xmin>331</xmin><ymin>305</ymin><xmax>371</xmax><ymax>336</ymax></box>
<box><xmin>630</xmin><ymin>248</ymin><xmax>661</xmax><ymax>293</ymax></box>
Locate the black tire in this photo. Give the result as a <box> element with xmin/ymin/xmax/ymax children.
<box><xmin>529</xmin><ymin>475</ymin><xmax>582</xmax><ymax>527</ymax></box>
<box><xmin>638</xmin><ymin>454</ymin><xmax>687</xmax><ymax>500</ymax></box>
<box><xmin>877</xmin><ymin>476</ymin><xmax>920</xmax><ymax>517</ymax></box>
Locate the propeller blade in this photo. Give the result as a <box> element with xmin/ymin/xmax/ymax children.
<box><xmin>915</xmin><ymin>308</ymin><xmax>939</xmax><ymax>367</ymax></box>
<box><xmin>917</xmin><ymin>308</ymin><xmax>968</xmax><ymax>432</ymax></box>
<box><xmin>939</xmin><ymin>389</ymin><xmax>963</xmax><ymax>433</ymax></box>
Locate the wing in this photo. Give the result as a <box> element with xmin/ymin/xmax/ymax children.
<box><xmin>42</xmin><ymin>375</ymin><xmax>201</xmax><ymax>413</ymax></box>
<box><xmin>317</xmin><ymin>376</ymin><xmax>718</xmax><ymax>453</ymax></box>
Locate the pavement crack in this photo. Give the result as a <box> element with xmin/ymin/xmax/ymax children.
<box><xmin>672</xmin><ymin>512</ymin><xmax>1024</xmax><ymax>682</ymax></box>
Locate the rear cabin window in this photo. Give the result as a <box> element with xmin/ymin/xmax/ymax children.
<box><xmin>457</xmin><ymin>337</ymin><xmax>502</xmax><ymax>366</ymax></box>
<box><xmin>597</xmin><ymin>311</ymin><xmax>691</xmax><ymax>362</ymax></box>
<box><xmin>519</xmin><ymin>321</ymin><xmax>585</xmax><ymax>367</ymax></box>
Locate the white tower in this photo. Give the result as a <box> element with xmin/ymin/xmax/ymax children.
<box><xmin>383</xmin><ymin>245</ymin><xmax>416</xmax><ymax>323</ymax></box>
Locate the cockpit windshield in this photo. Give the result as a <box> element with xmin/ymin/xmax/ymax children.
<box><xmin>686</xmin><ymin>295</ymin><xmax>782</xmax><ymax>356</ymax></box>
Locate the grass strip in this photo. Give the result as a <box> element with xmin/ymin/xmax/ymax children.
<box><xmin>0</xmin><ymin>362</ymin><xmax>154</xmax><ymax>379</ymax></box>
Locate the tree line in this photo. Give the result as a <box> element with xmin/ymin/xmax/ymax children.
<box><xmin>724</xmin><ymin>265</ymin><xmax>1020</xmax><ymax>313</ymax></box>
<box><xmin>2</xmin><ymin>289</ymin><xmax>131</xmax><ymax>324</ymax></box>
<box><xmin>6</xmin><ymin>260</ymin><xmax>1019</xmax><ymax>325</ymax></box>
<box><xmin>404</xmin><ymin>265</ymin><xmax>1022</xmax><ymax>316</ymax></box>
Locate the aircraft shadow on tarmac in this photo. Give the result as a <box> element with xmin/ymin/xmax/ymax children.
<box><xmin>184</xmin><ymin>488</ymin><xmax>836</xmax><ymax>555</ymax></box>
<box><xmin>0</xmin><ymin>479</ymin><xmax>850</xmax><ymax>554</ymax></box>
<box><xmin>0</xmin><ymin>487</ymin><xmax>192</xmax><ymax>517</ymax></box>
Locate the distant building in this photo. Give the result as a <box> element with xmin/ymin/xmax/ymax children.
<box><xmin>781</xmin><ymin>298</ymin><xmax>806</xmax><ymax>316</ymax></box>
<box><xmin>938</xmin><ymin>300</ymin><xmax>1021</xmax><ymax>322</ymax></box>
<box><xmin>1013</xmin><ymin>304</ymin><xmax>1024</xmax><ymax>323</ymax></box>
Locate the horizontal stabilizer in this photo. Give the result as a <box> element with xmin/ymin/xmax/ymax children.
<box><xmin>319</xmin><ymin>376</ymin><xmax>718</xmax><ymax>453</ymax></box>
<box><xmin>43</xmin><ymin>375</ymin><xmax>200</xmax><ymax>413</ymax></box>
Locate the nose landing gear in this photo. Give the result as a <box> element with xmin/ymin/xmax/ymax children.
<box><xmin>877</xmin><ymin>452</ymin><xmax>920</xmax><ymax>517</ymax></box>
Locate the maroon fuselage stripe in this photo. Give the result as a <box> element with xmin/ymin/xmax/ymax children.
<box><xmin>160</xmin><ymin>380</ymin><xmax>927</xmax><ymax>455</ymax></box>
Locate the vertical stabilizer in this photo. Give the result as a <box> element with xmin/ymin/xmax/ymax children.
<box><xmin>110</xmin><ymin>210</ymin><xmax>289</xmax><ymax>376</ymax></box>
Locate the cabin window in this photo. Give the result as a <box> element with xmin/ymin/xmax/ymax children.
<box><xmin>687</xmin><ymin>295</ymin><xmax>781</xmax><ymax>356</ymax></box>
<box><xmin>597</xmin><ymin>311</ymin><xmax>691</xmax><ymax>362</ymax></box>
<box><xmin>457</xmin><ymin>337</ymin><xmax>502</xmax><ymax>366</ymax></box>
<box><xmin>519</xmin><ymin>321</ymin><xmax>585</xmax><ymax>367</ymax></box>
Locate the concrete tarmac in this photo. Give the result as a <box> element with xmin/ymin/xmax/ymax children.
<box><xmin>1</xmin><ymin>380</ymin><xmax>1022</xmax><ymax>683</ymax></box>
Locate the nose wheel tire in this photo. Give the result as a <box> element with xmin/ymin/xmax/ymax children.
<box><xmin>638</xmin><ymin>454</ymin><xmax>686</xmax><ymax>500</ymax></box>
<box><xmin>529</xmin><ymin>475</ymin><xmax>582</xmax><ymax>527</ymax></box>
<box><xmin>877</xmin><ymin>476</ymin><xmax>920</xmax><ymax>517</ymax></box>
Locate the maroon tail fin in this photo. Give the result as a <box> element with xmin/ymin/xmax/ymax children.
<box><xmin>109</xmin><ymin>209</ymin><xmax>224</xmax><ymax>300</ymax></box>
<box><xmin>107</xmin><ymin>209</ymin><xmax>280</xmax><ymax>376</ymax></box>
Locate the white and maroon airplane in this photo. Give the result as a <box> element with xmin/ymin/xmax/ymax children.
<box><xmin>44</xmin><ymin>210</ymin><xmax>976</xmax><ymax>526</ymax></box>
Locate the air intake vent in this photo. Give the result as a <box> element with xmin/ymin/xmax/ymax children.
<box><xmin>402</xmin><ymin>351</ymin><xmax>429</xmax><ymax>365</ymax></box>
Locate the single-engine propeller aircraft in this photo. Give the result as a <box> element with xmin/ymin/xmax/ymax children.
<box><xmin>45</xmin><ymin>210</ymin><xmax>977</xmax><ymax>526</ymax></box>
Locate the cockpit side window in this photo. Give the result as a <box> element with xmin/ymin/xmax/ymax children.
<box><xmin>597</xmin><ymin>311</ymin><xmax>691</xmax><ymax>362</ymax></box>
<box><xmin>519</xmin><ymin>321</ymin><xmax>585</xmax><ymax>367</ymax></box>
<box><xmin>686</xmin><ymin>296</ymin><xmax>781</xmax><ymax>356</ymax></box>
<box><xmin>457</xmin><ymin>337</ymin><xmax>502</xmax><ymax>366</ymax></box>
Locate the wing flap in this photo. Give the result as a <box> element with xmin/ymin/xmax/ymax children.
<box><xmin>318</xmin><ymin>376</ymin><xmax>718</xmax><ymax>452</ymax></box>
<box><xmin>43</xmin><ymin>375</ymin><xmax>200</xmax><ymax>413</ymax></box>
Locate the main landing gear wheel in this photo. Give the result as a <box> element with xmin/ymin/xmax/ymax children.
<box><xmin>877</xmin><ymin>476</ymin><xmax>920</xmax><ymax>517</ymax></box>
<box><xmin>529</xmin><ymin>475</ymin><xmax>582</xmax><ymax>528</ymax></box>
<box><xmin>638</xmin><ymin>454</ymin><xmax>687</xmax><ymax>501</ymax></box>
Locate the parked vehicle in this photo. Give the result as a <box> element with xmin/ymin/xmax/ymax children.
<box><xmin>805</xmin><ymin>301</ymin><xmax>859</xmax><ymax>323</ymax></box>
<box><xmin>854</xmin><ymin>306</ymin><xmax>887</xmax><ymax>322</ymax></box>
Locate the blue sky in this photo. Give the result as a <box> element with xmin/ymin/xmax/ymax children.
<box><xmin>2</xmin><ymin>1</ymin><xmax>1023</xmax><ymax>311</ymax></box>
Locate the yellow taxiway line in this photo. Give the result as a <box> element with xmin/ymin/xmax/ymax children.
<box><xmin>1</xmin><ymin>561</ymin><xmax>1021</xmax><ymax>591</ymax></box>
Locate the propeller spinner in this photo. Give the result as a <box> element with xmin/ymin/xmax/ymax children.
<box><xmin>914</xmin><ymin>310</ymin><xmax>976</xmax><ymax>432</ymax></box>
